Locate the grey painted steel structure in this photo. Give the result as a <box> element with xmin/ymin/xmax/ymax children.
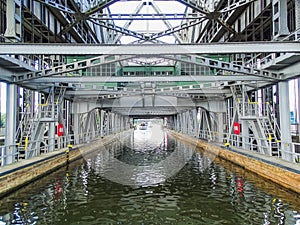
<box><xmin>1</xmin><ymin>42</ymin><xmax>300</xmax><ymax>55</ymax></box>
<box><xmin>1</xmin><ymin>0</ymin><xmax>300</xmax><ymax>166</ymax></box>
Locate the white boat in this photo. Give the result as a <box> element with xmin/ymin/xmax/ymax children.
<box><xmin>139</xmin><ymin>123</ymin><xmax>147</xmax><ymax>130</ymax></box>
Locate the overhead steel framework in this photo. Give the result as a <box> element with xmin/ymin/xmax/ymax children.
<box><xmin>1</xmin><ymin>42</ymin><xmax>300</xmax><ymax>55</ymax></box>
<box><xmin>0</xmin><ymin>0</ymin><xmax>300</xmax><ymax>166</ymax></box>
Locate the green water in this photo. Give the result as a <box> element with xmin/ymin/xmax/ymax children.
<box><xmin>0</xmin><ymin>126</ymin><xmax>299</xmax><ymax>224</ymax></box>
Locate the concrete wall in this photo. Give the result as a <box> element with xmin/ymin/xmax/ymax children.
<box><xmin>0</xmin><ymin>131</ymin><xmax>129</xmax><ymax>197</ymax></box>
<box><xmin>168</xmin><ymin>130</ymin><xmax>300</xmax><ymax>194</ymax></box>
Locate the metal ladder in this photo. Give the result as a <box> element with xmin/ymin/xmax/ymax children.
<box><xmin>16</xmin><ymin>85</ymin><xmax>66</xmax><ymax>159</ymax></box>
<box><xmin>230</xmin><ymin>84</ymin><xmax>281</xmax><ymax>156</ymax></box>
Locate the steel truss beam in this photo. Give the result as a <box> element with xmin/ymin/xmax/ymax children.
<box><xmin>35</xmin><ymin>0</ymin><xmax>256</xmax><ymax>42</ymax></box>
<box><xmin>112</xmin><ymin>107</ymin><xmax>191</xmax><ymax>116</ymax></box>
<box><xmin>148</xmin><ymin>18</ymin><xmax>206</xmax><ymax>40</ymax></box>
<box><xmin>68</xmin><ymin>82</ymin><xmax>230</xmax><ymax>95</ymax></box>
<box><xmin>91</xmin><ymin>13</ymin><xmax>205</xmax><ymax>20</ymax></box>
<box><xmin>112</xmin><ymin>2</ymin><xmax>145</xmax><ymax>43</ymax></box>
<box><xmin>88</xmin><ymin>19</ymin><xmax>148</xmax><ymax>40</ymax></box>
<box><xmin>13</xmin><ymin>55</ymin><xmax>135</xmax><ymax>82</ymax></box>
<box><xmin>1</xmin><ymin>42</ymin><xmax>299</xmax><ymax>55</ymax></box>
<box><xmin>11</xmin><ymin>49</ymin><xmax>280</xmax><ymax>83</ymax></box>
<box><xmin>220</xmin><ymin>0</ymin><xmax>257</xmax><ymax>13</ymax></box>
<box><xmin>164</xmin><ymin>55</ymin><xmax>279</xmax><ymax>80</ymax></box>
<box><xmin>67</xmin><ymin>88</ymin><xmax>230</xmax><ymax>97</ymax></box>
<box><xmin>30</xmin><ymin>75</ymin><xmax>271</xmax><ymax>83</ymax></box>
<box><xmin>34</xmin><ymin>0</ymin><xmax>75</xmax><ymax>14</ymax></box>
<box><xmin>58</xmin><ymin>0</ymin><xmax>120</xmax><ymax>36</ymax></box>
<box><xmin>150</xmin><ymin>1</ymin><xmax>183</xmax><ymax>43</ymax></box>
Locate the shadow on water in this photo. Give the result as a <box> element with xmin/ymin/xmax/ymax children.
<box><xmin>0</xmin><ymin>126</ymin><xmax>299</xmax><ymax>224</ymax></box>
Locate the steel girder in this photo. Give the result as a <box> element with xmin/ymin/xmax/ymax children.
<box><xmin>33</xmin><ymin>0</ymin><xmax>75</xmax><ymax>14</ymax></box>
<box><xmin>13</xmin><ymin>55</ymin><xmax>135</xmax><ymax>83</ymax></box>
<box><xmin>30</xmin><ymin>75</ymin><xmax>269</xmax><ymax>83</ymax></box>
<box><xmin>34</xmin><ymin>0</ymin><xmax>256</xmax><ymax>42</ymax></box>
<box><xmin>83</xmin><ymin>19</ymin><xmax>149</xmax><ymax>40</ymax></box>
<box><xmin>163</xmin><ymin>55</ymin><xmax>279</xmax><ymax>80</ymax></box>
<box><xmin>10</xmin><ymin>50</ymin><xmax>281</xmax><ymax>83</ymax></box>
<box><xmin>112</xmin><ymin>1</ymin><xmax>145</xmax><ymax>43</ymax></box>
<box><xmin>1</xmin><ymin>42</ymin><xmax>299</xmax><ymax>55</ymax></box>
<box><xmin>91</xmin><ymin>13</ymin><xmax>206</xmax><ymax>20</ymax></box>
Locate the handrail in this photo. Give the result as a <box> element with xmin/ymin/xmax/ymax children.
<box><xmin>246</xmin><ymin>28</ymin><xmax>300</xmax><ymax>69</ymax></box>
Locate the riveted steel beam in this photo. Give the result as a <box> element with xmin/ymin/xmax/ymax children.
<box><xmin>91</xmin><ymin>13</ymin><xmax>205</xmax><ymax>20</ymax></box>
<box><xmin>88</xmin><ymin>19</ymin><xmax>148</xmax><ymax>40</ymax></box>
<box><xmin>1</xmin><ymin>42</ymin><xmax>299</xmax><ymax>55</ymax></box>
<box><xmin>164</xmin><ymin>55</ymin><xmax>279</xmax><ymax>80</ymax></box>
<box><xmin>34</xmin><ymin>0</ymin><xmax>75</xmax><ymax>14</ymax></box>
<box><xmin>29</xmin><ymin>75</ymin><xmax>271</xmax><ymax>83</ymax></box>
<box><xmin>148</xmin><ymin>18</ymin><xmax>206</xmax><ymax>40</ymax></box>
<box><xmin>13</xmin><ymin>55</ymin><xmax>135</xmax><ymax>82</ymax></box>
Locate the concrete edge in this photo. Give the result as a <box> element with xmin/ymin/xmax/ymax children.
<box><xmin>167</xmin><ymin>130</ymin><xmax>300</xmax><ymax>194</ymax></box>
<box><xmin>0</xmin><ymin>130</ymin><xmax>133</xmax><ymax>197</ymax></box>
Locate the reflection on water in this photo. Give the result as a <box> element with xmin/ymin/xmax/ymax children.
<box><xmin>0</xmin><ymin>126</ymin><xmax>299</xmax><ymax>225</ymax></box>
<box><xmin>93</xmin><ymin>124</ymin><xmax>194</xmax><ymax>187</ymax></box>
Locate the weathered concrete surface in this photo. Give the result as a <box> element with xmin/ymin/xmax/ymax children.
<box><xmin>0</xmin><ymin>131</ymin><xmax>131</xmax><ymax>197</ymax></box>
<box><xmin>168</xmin><ymin>130</ymin><xmax>300</xmax><ymax>194</ymax></box>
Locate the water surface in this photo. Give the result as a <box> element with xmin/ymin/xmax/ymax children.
<box><xmin>0</xmin><ymin>125</ymin><xmax>299</xmax><ymax>224</ymax></box>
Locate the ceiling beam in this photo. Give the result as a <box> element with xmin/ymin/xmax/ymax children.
<box><xmin>1</xmin><ymin>42</ymin><xmax>299</xmax><ymax>55</ymax></box>
<box><xmin>28</xmin><ymin>75</ymin><xmax>272</xmax><ymax>83</ymax></box>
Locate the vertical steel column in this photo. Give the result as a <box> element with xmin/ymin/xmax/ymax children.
<box><xmin>174</xmin><ymin>115</ymin><xmax>179</xmax><ymax>131</ymax></box>
<box><xmin>100</xmin><ymin>110</ymin><xmax>105</xmax><ymax>138</ymax></box>
<box><xmin>298</xmin><ymin>80</ymin><xmax>300</xmax><ymax>139</ymax></box>
<box><xmin>217</xmin><ymin>113</ymin><xmax>224</xmax><ymax>143</ymax></box>
<box><xmin>278</xmin><ymin>81</ymin><xmax>292</xmax><ymax>161</ymax></box>
<box><xmin>119</xmin><ymin>115</ymin><xmax>123</xmax><ymax>132</ymax></box>
<box><xmin>112</xmin><ymin>113</ymin><xmax>116</xmax><ymax>133</ymax></box>
<box><xmin>4</xmin><ymin>0</ymin><xmax>22</xmax><ymax>40</ymax></box>
<box><xmin>178</xmin><ymin>113</ymin><xmax>182</xmax><ymax>132</ymax></box>
<box><xmin>72</xmin><ymin>103</ymin><xmax>80</xmax><ymax>144</ymax></box>
<box><xmin>272</xmin><ymin>0</ymin><xmax>289</xmax><ymax>38</ymax></box>
<box><xmin>296</xmin><ymin>0</ymin><xmax>300</xmax><ymax>138</ymax></box>
<box><xmin>182</xmin><ymin>112</ymin><xmax>187</xmax><ymax>134</ymax></box>
<box><xmin>4</xmin><ymin>84</ymin><xmax>17</xmax><ymax>165</ymax></box>
<box><xmin>191</xmin><ymin>109</ymin><xmax>197</xmax><ymax>137</ymax></box>
<box><xmin>106</xmin><ymin>112</ymin><xmax>111</xmax><ymax>135</ymax></box>
<box><xmin>241</xmin><ymin>120</ymin><xmax>249</xmax><ymax>150</ymax></box>
<box><xmin>48</xmin><ymin>88</ymin><xmax>55</xmax><ymax>152</ymax></box>
<box><xmin>90</xmin><ymin>111</ymin><xmax>96</xmax><ymax>140</ymax></box>
<box><xmin>296</xmin><ymin>0</ymin><xmax>300</xmax><ymax>30</ymax></box>
<box><xmin>196</xmin><ymin>108</ymin><xmax>201</xmax><ymax>138</ymax></box>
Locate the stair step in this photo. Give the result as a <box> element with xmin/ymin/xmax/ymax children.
<box><xmin>39</xmin><ymin>118</ymin><xmax>58</xmax><ymax>122</ymax></box>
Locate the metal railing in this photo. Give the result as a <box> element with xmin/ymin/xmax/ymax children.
<box><xmin>0</xmin><ymin>124</ymin><xmax>128</xmax><ymax>167</ymax></box>
<box><xmin>195</xmin><ymin>129</ymin><xmax>300</xmax><ymax>164</ymax></box>
<box><xmin>246</xmin><ymin>29</ymin><xmax>300</xmax><ymax>69</ymax></box>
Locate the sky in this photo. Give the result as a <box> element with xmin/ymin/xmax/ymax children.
<box><xmin>108</xmin><ymin>1</ymin><xmax>186</xmax><ymax>44</ymax></box>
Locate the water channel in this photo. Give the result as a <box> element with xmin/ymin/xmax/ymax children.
<box><xmin>0</xmin><ymin>124</ymin><xmax>299</xmax><ymax>224</ymax></box>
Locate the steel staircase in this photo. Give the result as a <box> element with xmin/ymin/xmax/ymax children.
<box><xmin>15</xmin><ymin>90</ymin><xmax>35</xmax><ymax>159</ymax></box>
<box><xmin>230</xmin><ymin>85</ymin><xmax>281</xmax><ymax>156</ymax></box>
<box><xmin>15</xmin><ymin>85</ymin><xmax>66</xmax><ymax>159</ymax></box>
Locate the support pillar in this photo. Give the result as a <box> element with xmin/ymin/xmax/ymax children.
<box><xmin>272</xmin><ymin>0</ymin><xmax>289</xmax><ymax>38</ymax></box>
<box><xmin>295</xmin><ymin>0</ymin><xmax>300</xmax><ymax>31</ymax></box>
<box><xmin>298</xmin><ymin>80</ymin><xmax>300</xmax><ymax>139</ymax></box>
<box><xmin>278</xmin><ymin>81</ymin><xmax>292</xmax><ymax>161</ymax></box>
<box><xmin>4</xmin><ymin>0</ymin><xmax>22</xmax><ymax>41</ymax></box>
<box><xmin>175</xmin><ymin>115</ymin><xmax>179</xmax><ymax>131</ymax></box>
<box><xmin>100</xmin><ymin>110</ymin><xmax>104</xmax><ymax>138</ymax></box>
<box><xmin>48</xmin><ymin>90</ymin><xmax>55</xmax><ymax>152</ymax></box>
<box><xmin>241</xmin><ymin>120</ymin><xmax>249</xmax><ymax>150</ymax></box>
<box><xmin>72</xmin><ymin>103</ymin><xmax>80</xmax><ymax>144</ymax></box>
<box><xmin>217</xmin><ymin>113</ymin><xmax>224</xmax><ymax>143</ymax></box>
<box><xmin>4</xmin><ymin>84</ymin><xmax>17</xmax><ymax>165</ymax></box>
